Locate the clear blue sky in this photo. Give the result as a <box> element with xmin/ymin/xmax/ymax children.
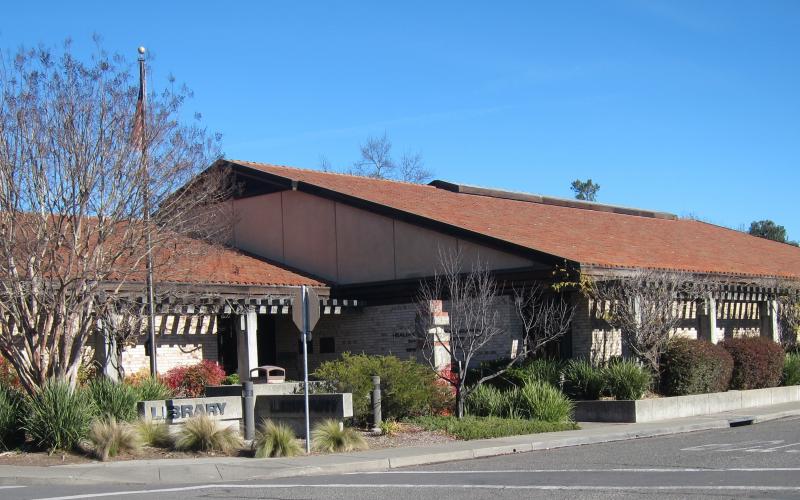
<box><xmin>2</xmin><ymin>1</ymin><xmax>799</xmax><ymax>239</ymax></box>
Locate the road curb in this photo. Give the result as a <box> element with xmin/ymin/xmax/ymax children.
<box><xmin>1</xmin><ymin>410</ymin><xmax>798</xmax><ymax>486</ymax></box>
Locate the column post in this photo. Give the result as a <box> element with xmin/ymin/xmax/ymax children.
<box><xmin>698</xmin><ymin>295</ymin><xmax>718</xmax><ymax>343</ymax></box>
<box><xmin>760</xmin><ymin>300</ymin><xmax>780</xmax><ymax>343</ymax></box>
<box><xmin>237</xmin><ymin>309</ymin><xmax>259</xmax><ymax>381</ymax></box>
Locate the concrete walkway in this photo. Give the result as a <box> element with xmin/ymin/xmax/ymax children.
<box><xmin>1</xmin><ymin>401</ymin><xmax>798</xmax><ymax>486</ymax></box>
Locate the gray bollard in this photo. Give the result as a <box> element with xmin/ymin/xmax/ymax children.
<box><xmin>243</xmin><ymin>381</ymin><xmax>255</xmax><ymax>441</ymax></box>
<box><xmin>371</xmin><ymin>375</ymin><xmax>382</xmax><ymax>433</ymax></box>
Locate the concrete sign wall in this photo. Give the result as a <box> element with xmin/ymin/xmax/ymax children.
<box><xmin>138</xmin><ymin>396</ymin><xmax>242</xmax><ymax>424</ymax></box>
<box><xmin>254</xmin><ymin>393</ymin><xmax>353</xmax><ymax>437</ymax></box>
<box><xmin>137</xmin><ymin>392</ymin><xmax>353</xmax><ymax>438</ymax></box>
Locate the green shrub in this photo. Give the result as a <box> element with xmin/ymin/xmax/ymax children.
<box><xmin>88</xmin><ymin>378</ymin><xmax>139</xmax><ymax>422</ymax></box>
<box><xmin>24</xmin><ymin>379</ymin><xmax>96</xmax><ymax>452</ymax></box>
<box><xmin>253</xmin><ymin>420</ymin><xmax>303</xmax><ymax>458</ymax></box>
<box><xmin>0</xmin><ymin>386</ymin><xmax>23</xmax><ymax>450</ymax></box>
<box><xmin>514</xmin><ymin>381</ymin><xmax>573</xmax><ymax>422</ymax></box>
<box><xmin>175</xmin><ymin>414</ymin><xmax>242</xmax><ymax>453</ymax></box>
<box><xmin>466</xmin><ymin>384</ymin><xmax>509</xmax><ymax>417</ymax></box>
<box><xmin>660</xmin><ymin>338</ymin><xmax>733</xmax><ymax>396</ymax></box>
<box><xmin>604</xmin><ymin>360</ymin><xmax>652</xmax><ymax>400</ymax></box>
<box><xmin>135</xmin><ymin>420</ymin><xmax>173</xmax><ymax>448</ymax></box>
<box><xmin>562</xmin><ymin>359</ymin><xmax>606</xmax><ymax>400</ymax></box>
<box><xmin>411</xmin><ymin>415</ymin><xmax>579</xmax><ymax>440</ymax></box>
<box><xmin>222</xmin><ymin>373</ymin><xmax>240</xmax><ymax>386</ymax></box>
<box><xmin>88</xmin><ymin>417</ymin><xmax>141</xmax><ymax>461</ymax></box>
<box><xmin>505</xmin><ymin>358</ymin><xmax>563</xmax><ymax>388</ymax></box>
<box><xmin>311</xmin><ymin>419</ymin><xmax>368</xmax><ymax>453</ymax></box>
<box><xmin>313</xmin><ymin>353</ymin><xmax>451</xmax><ymax>423</ymax></box>
<box><xmin>721</xmin><ymin>337</ymin><xmax>785</xmax><ymax>390</ymax></box>
<box><xmin>782</xmin><ymin>353</ymin><xmax>800</xmax><ymax>387</ymax></box>
<box><xmin>128</xmin><ymin>377</ymin><xmax>173</xmax><ymax>402</ymax></box>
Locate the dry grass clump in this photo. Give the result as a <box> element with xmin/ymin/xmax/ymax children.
<box><xmin>253</xmin><ymin>420</ymin><xmax>303</xmax><ymax>458</ymax></box>
<box><xmin>135</xmin><ymin>420</ymin><xmax>173</xmax><ymax>448</ymax></box>
<box><xmin>88</xmin><ymin>417</ymin><xmax>141</xmax><ymax>461</ymax></box>
<box><xmin>311</xmin><ymin>419</ymin><xmax>367</xmax><ymax>453</ymax></box>
<box><xmin>174</xmin><ymin>414</ymin><xmax>242</xmax><ymax>453</ymax></box>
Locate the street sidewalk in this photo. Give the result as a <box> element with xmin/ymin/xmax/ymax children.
<box><xmin>1</xmin><ymin>401</ymin><xmax>798</xmax><ymax>486</ymax></box>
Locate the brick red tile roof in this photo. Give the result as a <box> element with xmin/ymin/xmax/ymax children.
<box><xmin>123</xmin><ymin>236</ymin><xmax>323</xmax><ymax>287</ymax></box>
<box><xmin>231</xmin><ymin>160</ymin><xmax>800</xmax><ymax>280</ymax></box>
<box><xmin>152</xmin><ymin>241</ymin><xmax>325</xmax><ymax>287</ymax></box>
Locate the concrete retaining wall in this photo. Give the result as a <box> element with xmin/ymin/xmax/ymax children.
<box><xmin>574</xmin><ymin>385</ymin><xmax>800</xmax><ymax>423</ymax></box>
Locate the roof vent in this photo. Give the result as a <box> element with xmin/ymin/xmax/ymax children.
<box><xmin>429</xmin><ymin>180</ymin><xmax>677</xmax><ymax>220</ymax></box>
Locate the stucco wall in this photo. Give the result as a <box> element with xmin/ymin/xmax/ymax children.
<box><xmin>232</xmin><ymin>190</ymin><xmax>538</xmax><ymax>284</ymax></box>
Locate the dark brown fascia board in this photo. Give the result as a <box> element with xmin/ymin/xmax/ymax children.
<box><xmin>430</xmin><ymin>180</ymin><xmax>677</xmax><ymax>220</ymax></box>
<box><xmin>105</xmin><ymin>281</ymin><xmax>330</xmax><ymax>298</ymax></box>
<box><xmin>222</xmin><ymin>160</ymin><xmax>574</xmax><ymax>268</ymax></box>
<box><xmin>331</xmin><ymin>267</ymin><xmax>570</xmax><ymax>305</ymax></box>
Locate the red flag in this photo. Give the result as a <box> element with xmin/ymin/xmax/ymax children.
<box><xmin>132</xmin><ymin>56</ymin><xmax>146</xmax><ymax>150</ymax></box>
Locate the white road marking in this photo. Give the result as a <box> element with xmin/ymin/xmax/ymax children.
<box><xmin>26</xmin><ymin>483</ymin><xmax>800</xmax><ymax>499</ymax></box>
<box><xmin>681</xmin><ymin>440</ymin><xmax>800</xmax><ymax>452</ymax></box>
<box><xmin>345</xmin><ymin>467</ymin><xmax>800</xmax><ymax>474</ymax></box>
<box><xmin>0</xmin><ymin>485</ymin><xmax>25</xmax><ymax>489</ymax></box>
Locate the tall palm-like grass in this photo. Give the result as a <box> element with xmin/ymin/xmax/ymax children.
<box><xmin>88</xmin><ymin>417</ymin><xmax>141</xmax><ymax>461</ymax></box>
<box><xmin>515</xmin><ymin>381</ymin><xmax>574</xmax><ymax>422</ymax></box>
<box><xmin>253</xmin><ymin>420</ymin><xmax>303</xmax><ymax>458</ymax></box>
<box><xmin>0</xmin><ymin>386</ymin><xmax>23</xmax><ymax>449</ymax></box>
<box><xmin>311</xmin><ymin>419</ymin><xmax>368</xmax><ymax>453</ymax></box>
<box><xmin>783</xmin><ymin>353</ymin><xmax>800</xmax><ymax>387</ymax></box>
<box><xmin>604</xmin><ymin>360</ymin><xmax>652</xmax><ymax>400</ymax></box>
<box><xmin>562</xmin><ymin>359</ymin><xmax>606</xmax><ymax>400</ymax></box>
<box><xmin>24</xmin><ymin>379</ymin><xmax>96</xmax><ymax>452</ymax></box>
<box><xmin>88</xmin><ymin>377</ymin><xmax>139</xmax><ymax>422</ymax></box>
<box><xmin>175</xmin><ymin>414</ymin><xmax>242</xmax><ymax>453</ymax></box>
<box><xmin>130</xmin><ymin>377</ymin><xmax>173</xmax><ymax>402</ymax></box>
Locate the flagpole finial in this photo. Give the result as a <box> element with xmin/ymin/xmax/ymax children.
<box><xmin>138</xmin><ymin>46</ymin><xmax>146</xmax><ymax>55</ymax></box>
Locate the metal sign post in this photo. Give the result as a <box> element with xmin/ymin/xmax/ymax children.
<box><xmin>292</xmin><ymin>285</ymin><xmax>319</xmax><ymax>453</ymax></box>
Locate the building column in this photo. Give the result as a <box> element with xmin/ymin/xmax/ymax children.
<box><xmin>698</xmin><ymin>296</ymin><xmax>719</xmax><ymax>344</ymax></box>
<box><xmin>759</xmin><ymin>300</ymin><xmax>780</xmax><ymax>343</ymax></box>
<box><xmin>417</xmin><ymin>300</ymin><xmax>452</xmax><ymax>376</ymax></box>
<box><xmin>570</xmin><ymin>294</ymin><xmax>593</xmax><ymax>359</ymax></box>
<box><xmin>93</xmin><ymin>318</ymin><xmax>119</xmax><ymax>381</ymax></box>
<box><xmin>237</xmin><ymin>309</ymin><xmax>259</xmax><ymax>381</ymax></box>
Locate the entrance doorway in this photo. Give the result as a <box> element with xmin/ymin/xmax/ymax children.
<box><xmin>257</xmin><ymin>315</ymin><xmax>277</xmax><ymax>367</ymax></box>
<box><xmin>217</xmin><ymin>315</ymin><xmax>237</xmax><ymax>375</ymax></box>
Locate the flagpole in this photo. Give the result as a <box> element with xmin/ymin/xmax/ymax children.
<box><xmin>138</xmin><ymin>46</ymin><xmax>158</xmax><ymax>377</ymax></box>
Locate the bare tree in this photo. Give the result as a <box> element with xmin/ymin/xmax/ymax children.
<box><xmin>353</xmin><ymin>133</ymin><xmax>395</xmax><ymax>179</ymax></box>
<box><xmin>0</xmin><ymin>42</ymin><xmax>227</xmax><ymax>393</ymax></box>
<box><xmin>398</xmin><ymin>151</ymin><xmax>432</xmax><ymax>184</ymax></box>
<box><xmin>513</xmin><ymin>283</ymin><xmax>574</xmax><ymax>356</ymax></box>
<box><xmin>587</xmin><ymin>270</ymin><xmax>700</xmax><ymax>376</ymax></box>
<box><xmin>349</xmin><ymin>133</ymin><xmax>432</xmax><ymax>183</ymax></box>
<box><xmin>416</xmin><ymin>251</ymin><xmax>574</xmax><ymax>418</ymax></box>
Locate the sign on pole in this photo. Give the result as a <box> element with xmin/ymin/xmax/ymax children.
<box><xmin>291</xmin><ymin>286</ymin><xmax>320</xmax><ymax>452</ymax></box>
<box><xmin>292</xmin><ymin>286</ymin><xmax>320</xmax><ymax>334</ymax></box>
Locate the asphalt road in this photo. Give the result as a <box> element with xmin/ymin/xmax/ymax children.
<box><xmin>4</xmin><ymin>416</ymin><xmax>800</xmax><ymax>500</ymax></box>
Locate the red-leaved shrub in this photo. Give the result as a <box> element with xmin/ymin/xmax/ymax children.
<box><xmin>660</xmin><ymin>338</ymin><xmax>733</xmax><ymax>395</ymax></box>
<box><xmin>720</xmin><ymin>337</ymin><xmax>784</xmax><ymax>390</ymax></box>
<box><xmin>0</xmin><ymin>357</ymin><xmax>20</xmax><ymax>389</ymax></box>
<box><xmin>163</xmin><ymin>360</ymin><xmax>226</xmax><ymax>398</ymax></box>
